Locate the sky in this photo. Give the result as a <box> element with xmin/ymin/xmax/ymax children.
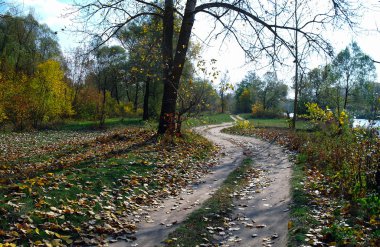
<box><xmin>6</xmin><ymin>0</ymin><xmax>380</xmax><ymax>87</ymax></box>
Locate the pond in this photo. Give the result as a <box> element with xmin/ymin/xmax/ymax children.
<box><xmin>352</xmin><ymin>119</ymin><xmax>380</xmax><ymax>128</ymax></box>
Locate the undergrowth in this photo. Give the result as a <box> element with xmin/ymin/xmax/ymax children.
<box><xmin>223</xmin><ymin>124</ymin><xmax>380</xmax><ymax>246</ymax></box>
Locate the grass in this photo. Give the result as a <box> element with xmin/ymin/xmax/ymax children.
<box><xmin>164</xmin><ymin>158</ymin><xmax>253</xmax><ymax>246</ymax></box>
<box><xmin>63</xmin><ymin>114</ymin><xmax>234</xmax><ymax>132</ymax></box>
<box><xmin>288</xmin><ymin>154</ymin><xmax>316</xmax><ymax>246</ymax></box>
<box><xmin>0</xmin><ymin>127</ymin><xmax>215</xmax><ymax>245</ymax></box>
<box><xmin>183</xmin><ymin>113</ymin><xmax>233</xmax><ymax>129</ymax></box>
<box><xmin>239</xmin><ymin>114</ymin><xmax>311</xmax><ymax>130</ymax></box>
<box><xmin>59</xmin><ymin>117</ymin><xmax>144</xmax><ymax>131</ymax></box>
<box><xmin>225</xmin><ymin>126</ymin><xmax>380</xmax><ymax>246</ymax></box>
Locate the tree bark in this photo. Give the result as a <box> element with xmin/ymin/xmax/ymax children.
<box><xmin>100</xmin><ymin>84</ymin><xmax>106</xmax><ymax>128</ymax></box>
<box><xmin>134</xmin><ymin>82</ymin><xmax>139</xmax><ymax>112</ymax></box>
<box><xmin>157</xmin><ymin>0</ymin><xmax>175</xmax><ymax>134</ymax></box>
<box><xmin>292</xmin><ymin>0</ymin><xmax>299</xmax><ymax>130</ymax></box>
<box><xmin>343</xmin><ymin>75</ymin><xmax>350</xmax><ymax>110</ymax></box>
<box><xmin>157</xmin><ymin>0</ymin><xmax>197</xmax><ymax>135</ymax></box>
<box><xmin>221</xmin><ymin>91</ymin><xmax>225</xmax><ymax>113</ymax></box>
<box><xmin>263</xmin><ymin>90</ymin><xmax>267</xmax><ymax>110</ymax></box>
<box><xmin>143</xmin><ymin>76</ymin><xmax>151</xmax><ymax>120</ymax></box>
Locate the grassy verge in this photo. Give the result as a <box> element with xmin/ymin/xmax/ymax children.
<box><xmin>63</xmin><ymin>114</ymin><xmax>233</xmax><ymax>132</ymax></box>
<box><xmin>183</xmin><ymin>113</ymin><xmax>233</xmax><ymax>129</ymax></box>
<box><xmin>288</xmin><ymin>154</ymin><xmax>316</xmax><ymax>246</ymax></box>
<box><xmin>59</xmin><ymin>117</ymin><xmax>144</xmax><ymax>131</ymax></box>
<box><xmin>238</xmin><ymin>115</ymin><xmax>311</xmax><ymax>130</ymax></box>
<box><xmin>164</xmin><ymin>158</ymin><xmax>253</xmax><ymax>246</ymax></box>
<box><xmin>223</xmin><ymin>126</ymin><xmax>380</xmax><ymax>246</ymax></box>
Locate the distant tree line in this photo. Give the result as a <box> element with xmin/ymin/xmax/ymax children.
<box><xmin>233</xmin><ymin>42</ymin><xmax>379</xmax><ymax>121</ymax></box>
<box><xmin>0</xmin><ymin>12</ymin><xmax>223</xmax><ymax>131</ymax></box>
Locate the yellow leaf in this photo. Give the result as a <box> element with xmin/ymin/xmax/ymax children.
<box><xmin>51</xmin><ymin>239</ymin><xmax>61</xmax><ymax>246</ymax></box>
<box><xmin>370</xmin><ymin>215</ymin><xmax>378</xmax><ymax>225</ymax></box>
<box><xmin>288</xmin><ymin>221</ymin><xmax>293</xmax><ymax>229</ymax></box>
<box><xmin>35</xmin><ymin>228</ymin><xmax>40</xmax><ymax>235</ymax></box>
<box><xmin>59</xmin><ymin>235</ymin><xmax>73</xmax><ymax>244</ymax></box>
<box><xmin>0</xmin><ymin>244</ymin><xmax>16</xmax><ymax>247</ymax></box>
<box><xmin>45</xmin><ymin>229</ymin><xmax>55</xmax><ymax>236</ymax></box>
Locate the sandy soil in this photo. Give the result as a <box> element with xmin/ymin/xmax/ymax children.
<box><xmin>111</xmin><ymin>122</ymin><xmax>292</xmax><ymax>247</ymax></box>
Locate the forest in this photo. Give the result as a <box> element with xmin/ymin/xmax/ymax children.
<box><xmin>0</xmin><ymin>0</ymin><xmax>379</xmax><ymax>246</ymax></box>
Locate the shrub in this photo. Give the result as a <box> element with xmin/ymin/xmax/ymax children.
<box><xmin>123</xmin><ymin>102</ymin><xmax>143</xmax><ymax>118</ymax></box>
<box><xmin>251</xmin><ymin>103</ymin><xmax>283</xmax><ymax>119</ymax></box>
<box><xmin>0</xmin><ymin>106</ymin><xmax>6</xmax><ymax>124</ymax></box>
<box><xmin>235</xmin><ymin>119</ymin><xmax>254</xmax><ymax>130</ymax></box>
<box><xmin>302</xmin><ymin>102</ymin><xmax>349</xmax><ymax>134</ymax></box>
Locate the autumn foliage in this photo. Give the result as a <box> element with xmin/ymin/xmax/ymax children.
<box><xmin>224</xmin><ymin>111</ymin><xmax>380</xmax><ymax>245</ymax></box>
<box><xmin>0</xmin><ymin>61</ymin><xmax>73</xmax><ymax>130</ymax></box>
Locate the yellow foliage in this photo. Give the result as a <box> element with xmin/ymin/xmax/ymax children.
<box><xmin>1</xmin><ymin>71</ymin><xmax>32</xmax><ymax>129</ymax></box>
<box><xmin>303</xmin><ymin>102</ymin><xmax>349</xmax><ymax>133</ymax></box>
<box><xmin>0</xmin><ymin>105</ymin><xmax>6</xmax><ymax>123</ymax></box>
<box><xmin>124</xmin><ymin>103</ymin><xmax>134</xmax><ymax>116</ymax></box>
<box><xmin>0</xmin><ymin>60</ymin><xmax>74</xmax><ymax>128</ymax></box>
<box><xmin>251</xmin><ymin>103</ymin><xmax>264</xmax><ymax>116</ymax></box>
<box><xmin>304</xmin><ymin>102</ymin><xmax>334</xmax><ymax>123</ymax></box>
<box><xmin>123</xmin><ymin>102</ymin><xmax>143</xmax><ymax>117</ymax></box>
<box><xmin>339</xmin><ymin>110</ymin><xmax>348</xmax><ymax>126</ymax></box>
<box><xmin>31</xmin><ymin>59</ymin><xmax>74</xmax><ymax>122</ymax></box>
<box><xmin>235</xmin><ymin>119</ymin><xmax>254</xmax><ymax>130</ymax></box>
<box><xmin>241</xmin><ymin>88</ymin><xmax>250</xmax><ymax>99</ymax></box>
<box><xmin>0</xmin><ymin>243</ymin><xmax>17</xmax><ymax>247</ymax></box>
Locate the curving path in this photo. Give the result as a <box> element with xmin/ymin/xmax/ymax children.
<box><xmin>111</xmin><ymin>121</ymin><xmax>292</xmax><ymax>246</ymax></box>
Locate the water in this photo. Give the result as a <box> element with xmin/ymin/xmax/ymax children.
<box><xmin>353</xmin><ymin>119</ymin><xmax>380</xmax><ymax>128</ymax></box>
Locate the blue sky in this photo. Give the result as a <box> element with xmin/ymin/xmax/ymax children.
<box><xmin>8</xmin><ymin>0</ymin><xmax>79</xmax><ymax>51</ymax></box>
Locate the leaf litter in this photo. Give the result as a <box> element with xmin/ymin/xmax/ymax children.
<box><xmin>0</xmin><ymin>127</ymin><xmax>217</xmax><ymax>246</ymax></box>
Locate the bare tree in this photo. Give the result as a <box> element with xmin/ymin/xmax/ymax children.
<box><xmin>287</xmin><ymin>0</ymin><xmax>360</xmax><ymax>129</ymax></box>
<box><xmin>65</xmin><ymin>46</ymin><xmax>91</xmax><ymax>108</ymax></box>
<box><xmin>219</xmin><ymin>71</ymin><xmax>231</xmax><ymax>114</ymax></box>
<box><xmin>71</xmin><ymin>0</ymin><xmax>360</xmax><ymax>135</ymax></box>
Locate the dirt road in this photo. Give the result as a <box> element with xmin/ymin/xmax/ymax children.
<box><xmin>111</xmin><ymin>122</ymin><xmax>292</xmax><ymax>246</ymax></box>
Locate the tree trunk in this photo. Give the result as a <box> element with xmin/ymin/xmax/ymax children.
<box><xmin>221</xmin><ymin>91</ymin><xmax>225</xmax><ymax>113</ymax></box>
<box><xmin>263</xmin><ymin>90</ymin><xmax>267</xmax><ymax>110</ymax></box>
<box><xmin>114</xmin><ymin>83</ymin><xmax>120</xmax><ymax>104</ymax></box>
<box><xmin>292</xmin><ymin>0</ymin><xmax>299</xmax><ymax>130</ymax></box>
<box><xmin>143</xmin><ymin>76</ymin><xmax>151</xmax><ymax>120</ymax></box>
<box><xmin>157</xmin><ymin>0</ymin><xmax>197</xmax><ymax>135</ymax></box>
<box><xmin>157</xmin><ymin>0</ymin><xmax>175</xmax><ymax>134</ymax></box>
<box><xmin>134</xmin><ymin>82</ymin><xmax>139</xmax><ymax>112</ymax></box>
<box><xmin>343</xmin><ymin>76</ymin><xmax>350</xmax><ymax>110</ymax></box>
<box><xmin>125</xmin><ymin>80</ymin><xmax>131</xmax><ymax>102</ymax></box>
<box><xmin>100</xmin><ymin>86</ymin><xmax>106</xmax><ymax>128</ymax></box>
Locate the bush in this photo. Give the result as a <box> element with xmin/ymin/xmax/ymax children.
<box><xmin>123</xmin><ymin>102</ymin><xmax>143</xmax><ymax>118</ymax></box>
<box><xmin>302</xmin><ymin>102</ymin><xmax>349</xmax><ymax>134</ymax></box>
<box><xmin>251</xmin><ymin>103</ymin><xmax>283</xmax><ymax>119</ymax></box>
<box><xmin>235</xmin><ymin>119</ymin><xmax>254</xmax><ymax>130</ymax></box>
<box><xmin>0</xmin><ymin>106</ymin><xmax>6</xmax><ymax>124</ymax></box>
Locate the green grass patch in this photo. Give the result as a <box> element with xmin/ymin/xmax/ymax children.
<box><xmin>59</xmin><ymin>117</ymin><xmax>144</xmax><ymax>131</ymax></box>
<box><xmin>288</xmin><ymin>154</ymin><xmax>316</xmax><ymax>246</ymax></box>
<box><xmin>164</xmin><ymin>158</ymin><xmax>253</xmax><ymax>246</ymax></box>
<box><xmin>239</xmin><ymin>115</ymin><xmax>311</xmax><ymax>130</ymax></box>
<box><xmin>238</xmin><ymin>113</ymin><xmax>252</xmax><ymax>120</ymax></box>
<box><xmin>183</xmin><ymin>113</ymin><xmax>233</xmax><ymax>129</ymax></box>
